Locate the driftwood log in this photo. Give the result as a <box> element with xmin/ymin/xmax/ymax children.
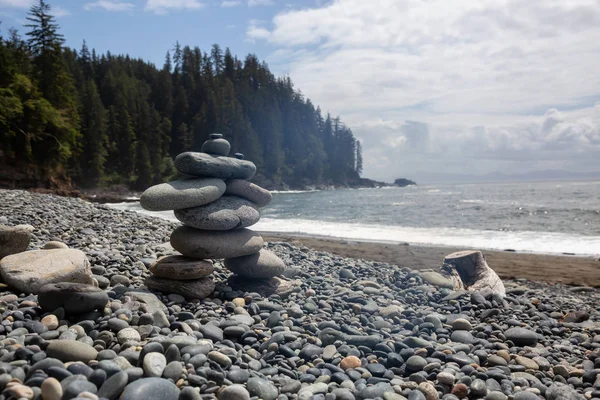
<box><xmin>441</xmin><ymin>250</ymin><xmax>506</xmax><ymax>296</ymax></box>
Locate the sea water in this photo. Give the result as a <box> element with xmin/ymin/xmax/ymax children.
<box><xmin>108</xmin><ymin>180</ymin><xmax>600</xmax><ymax>256</ymax></box>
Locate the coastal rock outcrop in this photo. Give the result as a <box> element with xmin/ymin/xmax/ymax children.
<box><xmin>140</xmin><ymin>133</ymin><xmax>285</xmax><ymax>299</ymax></box>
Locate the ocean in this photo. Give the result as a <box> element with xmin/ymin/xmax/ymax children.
<box><xmin>107</xmin><ymin>180</ymin><xmax>600</xmax><ymax>256</ymax></box>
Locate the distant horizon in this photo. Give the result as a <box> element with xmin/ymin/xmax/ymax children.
<box><xmin>374</xmin><ymin>170</ymin><xmax>600</xmax><ymax>186</ymax></box>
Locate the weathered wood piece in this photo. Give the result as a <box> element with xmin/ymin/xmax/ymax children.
<box><xmin>442</xmin><ymin>250</ymin><xmax>506</xmax><ymax>296</ymax></box>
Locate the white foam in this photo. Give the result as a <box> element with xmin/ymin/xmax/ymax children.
<box><xmin>252</xmin><ymin>218</ymin><xmax>600</xmax><ymax>256</ymax></box>
<box><xmin>106</xmin><ymin>202</ymin><xmax>600</xmax><ymax>256</ymax></box>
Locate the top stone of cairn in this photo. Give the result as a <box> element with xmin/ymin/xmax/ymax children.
<box><xmin>201</xmin><ymin>133</ymin><xmax>231</xmax><ymax>157</ymax></box>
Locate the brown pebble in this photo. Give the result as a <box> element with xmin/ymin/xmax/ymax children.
<box><xmin>451</xmin><ymin>383</ymin><xmax>469</xmax><ymax>399</ymax></box>
<box><xmin>41</xmin><ymin>315</ymin><xmax>59</xmax><ymax>330</ymax></box>
<box><xmin>340</xmin><ymin>356</ymin><xmax>361</xmax><ymax>370</ymax></box>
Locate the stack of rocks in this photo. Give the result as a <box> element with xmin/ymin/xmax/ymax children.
<box><xmin>140</xmin><ymin>133</ymin><xmax>285</xmax><ymax>299</ymax></box>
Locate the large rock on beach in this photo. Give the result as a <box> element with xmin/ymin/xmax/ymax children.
<box><xmin>0</xmin><ymin>224</ymin><xmax>33</xmax><ymax>259</ymax></box>
<box><xmin>140</xmin><ymin>178</ymin><xmax>226</xmax><ymax>211</ymax></box>
<box><xmin>225</xmin><ymin>180</ymin><xmax>272</xmax><ymax>207</ymax></box>
<box><xmin>224</xmin><ymin>249</ymin><xmax>285</xmax><ymax>278</ymax></box>
<box><xmin>175</xmin><ymin>152</ymin><xmax>257</xmax><ymax>180</ymax></box>
<box><xmin>149</xmin><ymin>255</ymin><xmax>214</xmax><ymax>279</ymax></box>
<box><xmin>38</xmin><ymin>282</ymin><xmax>109</xmax><ymax>313</ymax></box>
<box><xmin>174</xmin><ymin>196</ymin><xmax>260</xmax><ymax>230</ymax></box>
<box><xmin>0</xmin><ymin>249</ymin><xmax>92</xmax><ymax>293</ymax></box>
<box><xmin>145</xmin><ymin>275</ymin><xmax>215</xmax><ymax>299</ymax></box>
<box><xmin>171</xmin><ymin>226</ymin><xmax>263</xmax><ymax>259</ymax></box>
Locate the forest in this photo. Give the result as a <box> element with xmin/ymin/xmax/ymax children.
<box><xmin>0</xmin><ymin>0</ymin><xmax>364</xmax><ymax>192</ymax></box>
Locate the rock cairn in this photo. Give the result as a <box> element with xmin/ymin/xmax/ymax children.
<box><xmin>140</xmin><ymin>133</ymin><xmax>284</xmax><ymax>299</ymax></box>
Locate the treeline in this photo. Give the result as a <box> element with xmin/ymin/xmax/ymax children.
<box><xmin>0</xmin><ymin>0</ymin><xmax>363</xmax><ymax>191</ymax></box>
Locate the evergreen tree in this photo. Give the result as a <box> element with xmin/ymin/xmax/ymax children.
<box><xmin>24</xmin><ymin>0</ymin><xmax>64</xmax><ymax>56</ymax></box>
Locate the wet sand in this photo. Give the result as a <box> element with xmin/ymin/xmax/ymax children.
<box><xmin>263</xmin><ymin>233</ymin><xmax>600</xmax><ymax>287</ymax></box>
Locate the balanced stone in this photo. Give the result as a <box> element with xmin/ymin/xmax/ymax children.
<box><xmin>149</xmin><ymin>256</ymin><xmax>214</xmax><ymax>279</ymax></box>
<box><xmin>171</xmin><ymin>226</ymin><xmax>263</xmax><ymax>259</ymax></box>
<box><xmin>38</xmin><ymin>282</ymin><xmax>109</xmax><ymax>313</ymax></box>
<box><xmin>140</xmin><ymin>178</ymin><xmax>226</xmax><ymax>211</ymax></box>
<box><xmin>0</xmin><ymin>224</ymin><xmax>33</xmax><ymax>259</ymax></box>
<box><xmin>174</xmin><ymin>196</ymin><xmax>260</xmax><ymax>230</ymax></box>
<box><xmin>201</xmin><ymin>133</ymin><xmax>231</xmax><ymax>156</ymax></box>
<box><xmin>224</xmin><ymin>249</ymin><xmax>285</xmax><ymax>279</ymax></box>
<box><xmin>225</xmin><ymin>180</ymin><xmax>272</xmax><ymax>207</ymax></box>
<box><xmin>175</xmin><ymin>152</ymin><xmax>257</xmax><ymax>180</ymax></box>
<box><xmin>0</xmin><ymin>249</ymin><xmax>92</xmax><ymax>293</ymax></box>
<box><xmin>46</xmin><ymin>340</ymin><xmax>98</xmax><ymax>363</ymax></box>
<box><xmin>146</xmin><ymin>276</ymin><xmax>215</xmax><ymax>300</ymax></box>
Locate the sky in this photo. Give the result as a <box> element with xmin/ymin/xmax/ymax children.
<box><xmin>1</xmin><ymin>0</ymin><xmax>600</xmax><ymax>183</ymax></box>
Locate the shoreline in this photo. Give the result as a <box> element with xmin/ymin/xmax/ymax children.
<box><xmin>263</xmin><ymin>233</ymin><xmax>600</xmax><ymax>287</ymax></box>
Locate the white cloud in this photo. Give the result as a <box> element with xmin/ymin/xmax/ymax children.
<box><xmin>0</xmin><ymin>0</ymin><xmax>34</xmax><ymax>8</ymax></box>
<box><xmin>248</xmin><ymin>0</ymin><xmax>273</xmax><ymax>6</ymax></box>
<box><xmin>248</xmin><ymin>0</ymin><xmax>600</xmax><ymax>180</ymax></box>
<box><xmin>52</xmin><ymin>5</ymin><xmax>70</xmax><ymax>17</ymax></box>
<box><xmin>84</xmin><ymin>1</ymin><xmax>135</xmax><ymax>12</ymax></box>
<box><xmin>221</xmin><ymin>0</ymin><xmax>241</xmax><ymax>7</ymax></box>
<box><xmin>145</xmin><ymin>0</ymin><xmax>204</xmax><ymax>14</ymax></box>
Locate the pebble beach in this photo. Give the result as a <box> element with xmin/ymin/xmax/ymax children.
<box><xmin>0</xmin><ymin>189</ymin><xmax>599</xmax><ymax>400</ymax></box>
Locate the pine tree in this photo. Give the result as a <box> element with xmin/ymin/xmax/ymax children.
<box><xmin>25</xmin><ymin>0</ymin><xmax>64</xmax><ymax>56</ymax></box>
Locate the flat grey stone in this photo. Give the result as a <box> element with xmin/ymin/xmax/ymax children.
<box><xmin>175</xmin><ymin>152</ymin><xmax>256</xmax><ymax>180</ymax></box>
<box><xmin>149</xmin><ymin>256</ymin><xmax>213</xmax><ymax>279</ymax></box>
<box><xmin>419</xmin><ymin>271</ymin><xmax>454</xmax><ymax>288</ymax></box>
<box><xmin>225</xmin><ymin>180</ymin><xmax>272</xmax><ymax>207</ymax></box>
<box><xmin>38</xmin><ymin>282</ymin><xmax>108</xmax><ymax>314</ymax></box>
<box><xmin>140</xmin><ymin>178</ymin><xmax>225</xmax><ymax>211</ymax></box>
<box><xmin>175</xmin><ymin>196</ymin><xmax>260</xmax><ymax>230</ymax></box>
<box><xmin>0</xmin><ymin>224</ymin><xmax>32</xmax><ymax>259</ymax></box>
<box><xmin>505</xmin><ymin>327</ymin><xmax>539</xmax><ymax>346</ymax></box>
<box><xmin>145</xmin><ymin>276</ymin><xmax>215</xmax><ymax>300</ymax></box>
<box><xmin>227</xmin><ymin>276</ymin><xmax>301</xmax><ymax>299</ymax></box>
<box><xmin>224</xmin><ymin>249</ymin><xmax>285</xmax><ymax>279</ymax></box>
<box><xmin>170</xmin><ymin>226</ymin><xmax>263</xmax><ymax>259</ymax></box>
<box><xmin>46</xmin><ymin>340</ymin><xmax>98</xmax><ymax>363</ymax></box>
<box><xmin>0</xmin><ymin>249</ymin><xmax>93</xmax><ymax>293</ymax></box>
